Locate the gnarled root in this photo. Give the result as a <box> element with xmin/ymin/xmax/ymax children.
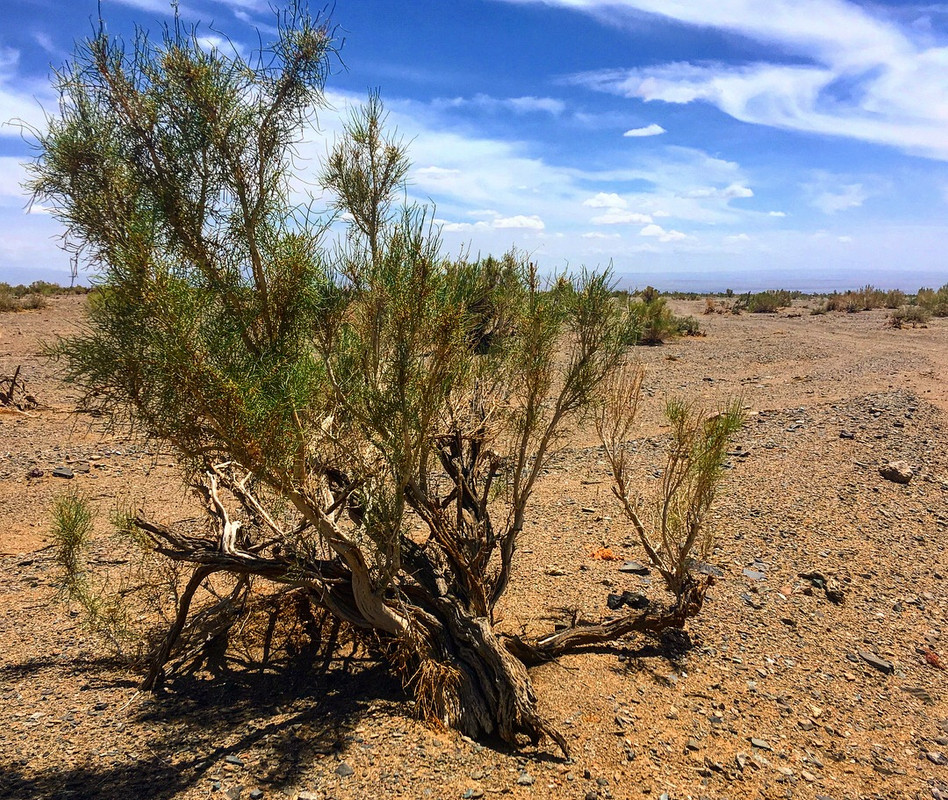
<box><xmin>508</xmin><ymin>574</ymin><xmax>711</xmax><ymax>667</ymax></box>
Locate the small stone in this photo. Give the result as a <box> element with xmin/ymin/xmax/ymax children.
<box><xmin>607</xmin><ymin>593</ymin><xmax>625</xmax><ymax>610</ymax></box>
<box><xmin>335</xmin><ymin>762</ymin><xmax>355</xmax><ymax>777</ymax></box>
<box><xmin>584</xmin><ymin>793</ymin><xmax>598</xmax><ymax>800</ymax></box>
<box><xmin>801</xmin><ymin>770</ymin><xmax>817</xmax><ymax>783</ymax></box>
<box><xmin>858</xmin><ymin>649</ymin><xmax>894</xmax><ymax>674</ymax></box>
<box><xmin>619</xmin><ymin>561</ymin><xmax>650</xmax><ymax>575</ymax></box>
<box><xmin>839</xmin><ymin>430</ymin><xmax>855</xmax><ymax>439</ymax></box>
<box><xmin>686</xmin><ymin>738</ymin><xmax>701</xmax><ymax>751</ymax></box>
<box><xmin>52</xmin><ymin>466</ymin><xmax>74</xmax><ymax>479</ymax></box>
<box><xmin>927</xmin><ymin>751</ymin><xmax>948</xmax><ymax>765</ymax></box>
<box><xmin>825</xmin><ymin>578</ymin><xmax>845</xmax><ymax>604</ymax></box>
<box><xmin>296</xmin><ymin>793</ymin><xmax>321</xmax><ymax>800</ymax></box>
<box><xmin>224</xmin><ymin>787</ymin><xmax>243</xmax><ymax>800</ymax></box>
<box><xmin>249</xmin><ymin>791</ymin><xmax>263</xmax><ymax>800</ymax></box>
<box><xmin>27</xmin><ymin>468</ymin><xmax>43</xmax><ymax>479</ymax></box>
<box><xmin>516</xmin><ymin>772</ymin><xmax>533</xmax><ymax>785</ymax></box>
<box><xmin>742</xmin><ymin>568</ymin><xmax>766</xmax><ymax>581</ymax></box>
<box><xmin>750</xmin><ymin>737</ymin><xmax>772</xmax><ymax>751</ymax></box>
<box><xmin>695</xmin><ymin>562</ymin><xmax>724</xmax><ymax>578</ymax></box>
<box><xmin>224</xmin><ymin>755</ymin><xmax>245</xmax><ymax>766</ymax></box>
<box><xmin>880</xmin><ymin>460</ymin><xmax>913</xmax><ymax>484</ymax></box>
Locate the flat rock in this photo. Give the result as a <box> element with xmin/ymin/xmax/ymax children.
<box><xmin>335</xmin><ymin>762</ymin><xmax>355</xmax><ymax>777</ymax></box>
<box><xmin>742</xmin><ymin>568</ymin><xmax>766</xmax><ymax>581</ymax></box>
<box><xmin>857</xmin><ymin>649</ymin><xmax>893</xmax><ymax>674</ymax></box>
<box><xmin>880</xmin><ymin>460</ymin><xmax>913</xmax><ymax>484</ymax></box>
<box><xmin>618</xmin><ymin>561</ymin><xmax>650</xmax><ymax>575</ymax></box>
<box><xmin>750</xmin><ymin>737</ymin><xmax>772</xmax><ymax>751</ymax></box>
<box><xmin>516</xmin><ymin>772</ymin><xmax>533</xmax><ymax>785</ymax></box>
<box><xmin>51</xmin><ymin>466</ymin><xmax>74</xmax><ymax>479</ymax></box>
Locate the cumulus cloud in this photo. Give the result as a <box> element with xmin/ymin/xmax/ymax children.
<box><xmin>583</xmin><ymin>192</ymin><xmax>628</xmax><ymax>209</ymax></box>
<box><xmin>623</xmin><ymin>123</ymin><xmax>666</xmax><ymax>137</ymax></box>
<box><xmin>640</xmin><ymin>223</ymin><xmax>687</xmax><ymax>242</ymax></box>
<box><xmin>581</xmin><ymin>231</ymin><xmax>622</xmax><ymax>239</ymax></box>
<box><xmin>591</xmin><ymin>210</ymin><xmax>653</xmax><ymax>225</ymax></box>
<box><xmin>768</xmin><ymin>210</ymin><xmax>787</xmax><ymax>217</ymax></box>
<box><xmin>493</xmin><ymin>214</ymin><xmax>545</xmax><ymax>230</ymax></box>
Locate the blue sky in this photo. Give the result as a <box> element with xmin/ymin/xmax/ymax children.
<box><xmin>2</xmin><ymin>0</ymin><xmax>948</xmax><ymax>290</ymax></box>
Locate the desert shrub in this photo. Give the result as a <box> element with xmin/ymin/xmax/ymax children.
<box><xmin>0</xmin><ymin>289</ymin><xmax>15</xmax><ymax>312</ymax></box>
<box><xmin>625</xmin><ymin>286</ymin><xmax>695</xmax><ymax>344</ymax></box>
<box><xmin>917</xmin><ymin>285</ymin><xmax>948</xmax><ymax>317</ymax></box>
<box><xmin>19</xmin><ymin>293</ymin><xmax>48</xmax><ymax>310</ymax></box>
<box><xmin>884</xmin><ymin>289</ymin><xmax>906</xmax><ymax>309</ymax></box>
<box><xmin>742</xmin><ymin>289</ymin><xmax>791</xmax><ymax>313</ymax></box>
<box><xmin>888</xmin><ymin>305</ymin><xmax>930</xmax><ymax>328</ymax></box>
<box><xmin>597</xmin><ymin>367</ymin><xmax>743</xmax><ymax>597</ymax></box>
<box><xmin>676</xmin><ymin>315</ymin><xmax>702</xmax><ymax>336</ymax></box>
<box><xmin>29</xmin><ymin>4</ymin><xmax>702</xmax><ymax>755</ymax></box>
<box><xmin>51</xmin><ymin>492</ymin><xmax>133</xmax><ymax>651</ymax></box>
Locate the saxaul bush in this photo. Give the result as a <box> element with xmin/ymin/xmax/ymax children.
<box><xmin>29</xmin><ymin>3</ymin><xmax>736</xmax><ymax>755</ymax></box>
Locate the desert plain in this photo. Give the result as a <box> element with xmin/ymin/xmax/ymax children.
<box><xmin>1</xmin><ymin>293</ymin><xmax>947</xmax><ymax>800</ymax></box>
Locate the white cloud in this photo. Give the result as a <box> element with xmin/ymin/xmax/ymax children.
<box><xmin>724</xmin><ymin>233</ymin><xmax>751</xmax><ymax>243</ymax></box>
<box><xmin>838</xmin><ymin>235</ymin><xmax>853</xmax><ymax>243</ymax></box>
<box><xmin>591</xmin><ymin>210</ymin><xmax>653</xmax><ymax>225</ymax></box>
<box><xmin>434</xmin><ymin>93</ymin><xmax>567</xmax><ymax>115</ymax></box>
<box><xmin>583</xmin><ymin>192</ymin><xmax>627</xmax><ymax>209</ymax></box>
<box><xmin>769</xmin><ymin>210</ymin><xmax>787</xmax><ymax>217</ymax></box>
<box><xmin>543</xmin><ymin>0</ymin><xmax>948</xmax><ymax>160</ymax></box>
<box><xmin>807</xmin><ymin>181</ymin><xmax>868</xmax><ymax>214</ymax></box>
<box><xmin>640</xmin><ymin>223</ymin><xmax>687</xmax><ymax>242</ymax></box>
<box><xmin>493</xmin><ymin>214</ymin><xmax>545</xmax><ymax>230</ymax></box>
<box><xmin>623</xmin><ymin>123</ymin><xmax>666</xmax><ymax>137</ymax></box>
<box><xmin>686</xmin><ymin>182</ymin><xmax>753</xmax><ymax>199</ymax></box>
<box><xmin>581</xmin><ymin>231</ymin><xmax>622</xmax><ymax>239</ymax></box>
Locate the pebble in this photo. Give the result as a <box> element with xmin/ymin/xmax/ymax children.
<box><xmin>516</xmin><ymin>772</ymin><xmax>533</xmax><ymax>785</ymax></box>
<box><xmin>618</xmin><ymin>561</ymin><xmax>650</xmax><ymax>575</ymax></box>
<box><xmin>927</xmin><ymin>751</ymin><xmax>948</xmax><ymax>765</ymax></box>
<box><xmin>249</xmin><ymin>790</ymin><xmax>263</xmax><ymax>800</ymax></box>
<box><xmin>750</xmin><ymin>737</ymin><xmax>772</xmax><ymax>751</ymax></box>
<box><xmin>857</xmin><ymin>649</ymin><xmax>894</xmax><ymax>674</ymax></box>
<box><xmin>51</xmin><ymin>466</ymin><xmax>74</xmax><ymax>479</ymax></box>
<box><xmin>335</xmin><ymin>762</ymin><xmax>355</xmax><ymax>777</ymax></box>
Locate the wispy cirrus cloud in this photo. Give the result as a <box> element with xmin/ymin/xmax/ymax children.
<box><xmin>504</xmin><ymin>0</ymin><xmax>948</xmax><ymax>160</ymax></box>
<box><xmin>433</xmin><ymin>93</ymin><xmax>567</xmax><ymax>115</ymax></box>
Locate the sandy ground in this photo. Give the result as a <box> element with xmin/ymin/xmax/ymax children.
<box><xmin>2</xmin><ymin>294</ymin><xmax>947</xmax><ymax>800</ymax></box>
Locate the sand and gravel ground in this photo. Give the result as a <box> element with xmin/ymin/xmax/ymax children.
<box><xmin>2</xmin><ymin>295</ymin><xmax>948</xmax><ymax>800</ymax></box>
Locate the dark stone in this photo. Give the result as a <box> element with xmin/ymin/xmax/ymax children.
<box><xmin>619</xmin><ymin>561</ymin><xmax>650</xmax><ymax>575</ymax></box>
<box><xmin>27</xmin><ymin>468</ymin><xmax>43</xmax><ymax>479</ymax></box>
<box><xmin>857</xmin><ymin>649</ymin><xmax>893</xmax><ymax>674</ymax></box>
<box><xmin>52</xmin><ymin>466</ymin><xmax>74</xmax><ymax>479</ymax></box>
<box><xmin>224</xmin><ymin>755</ymin><xmax>244</xmax><ymax>766</ymax></box>
<box><xmin>839</xmin><ymin>430</ymin><xmax>855</xmax><ymax>439</ymax></box>
<box><xmin>335</xmin><ymin>762</ymin><xmax>355</xmax><ymax>777</ymax></box>
<box><xmin>695</xmin><ymin>561</ymin><xmax>724</xmax><ymax>578</ymax></box>
<box><xmin>249</xmin><ymin>791</ymin><xmax>264</xmax><ymax>800</ymax></box>
<box><xmin>607</xmin><ymin>593</ymin><xmax>624</xmax><ymax>610</ymax></box>
<box><xmin>742</xmin><ymin>568</ymin><xmax>765</xmax><ymax>581</ymax></box>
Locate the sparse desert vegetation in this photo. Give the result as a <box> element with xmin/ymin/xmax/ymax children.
<box><xmin>3</xmin><ymin>5</ymin><xmax>948</xmax><ymax>800</ymax></box>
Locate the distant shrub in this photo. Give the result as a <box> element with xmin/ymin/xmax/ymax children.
<box><xmin>884</xmin><ymin>289</ymin><xmax>906</xmax><ymax>309</ymax></box>
<box><xmin>676</xmin><ymin>315</ymin><xmax>703</xmax><ymax>336</ymax></box>
<box><xmin>917</xmin><ymin>285</ymin><xmax>948</xmax><ymax>317</ymax></box>
<box><xmin>0</xmin><ymin>290</ymin><xmax>15</xmax><ymax>312</ymax></box>
<box><xmin>19</xmin><ymin>293</ymin><xmax>48</xmax><ymax>310</ymax></box>
<box><xmin>741</xmin><ymin>290</ymin><xmax>791</xmax><ymax>313</ymax></box>
<box><xmin>625</xmin><ymin>286</ymin><xmax>698</xmax><ymax>344</ymax></box>
<box><xmin>888</xmin><ymin>305</ymin><xmax>930</xmax><ymax>328</ymax></box>
<box><xmin>703</xmin><ymin>297</ymin><xmax>716</xmax><ymax>315</ymax></box>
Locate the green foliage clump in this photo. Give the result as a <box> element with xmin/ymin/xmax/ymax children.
<box><xmin>597</xmin><ymin>367</ymin><xmax>744</xmax><ymax>597</ymax></box>
<box><xmin>917</xmin><ymin>285</ymin><xmax>948</xmax><ymax>317</ymax></box>
<box><xmin>888</xmin><ymin>305</ymin><xmax>930</xmax><ymax>328</ymax></box>
<box><xmin>625</xmin><ymin>286</ymin><xmax>697</xmax><ymax>344</ymax></box>
<box><xmin>740</xmin><ymin>289</ymin><xmax>792</xmax><ymax>313</ymax></box>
